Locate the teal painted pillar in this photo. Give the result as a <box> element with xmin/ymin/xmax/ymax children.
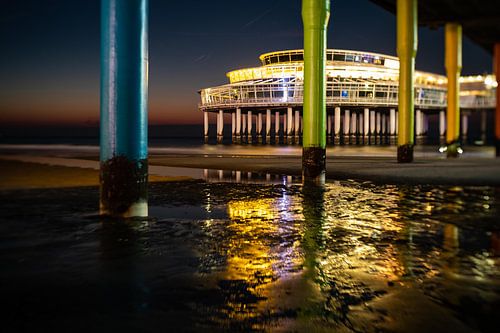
<box><xmin>302</xmin><ymin>0</ymin><xmax>330</xmax><ymax>180</ymax></box>
<box><xmin>100</xmin><ymin>0</ymin><xmax>149</xmax><ymax>217</ymax></box>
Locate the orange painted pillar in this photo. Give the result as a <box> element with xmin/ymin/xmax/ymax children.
<box><xmin>495</xmin><ymin>43</ymin><xmax>500</xmax><ymax>156</ymax></box>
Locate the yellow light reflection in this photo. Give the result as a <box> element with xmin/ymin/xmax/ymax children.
<box><xmin>218</xmin><ymin>196</ymin><xmax>303</xmax><ymax>324</ymax></box>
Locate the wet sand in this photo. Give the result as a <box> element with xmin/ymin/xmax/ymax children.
<box><xmin>1</xmin><ymin>144</ymin><xmax>499</xmax><ymax>186</ymax></box>
<box><xmin>1</xmin><ymin>145</ymin><xmax>499</xmax><ymax>332</ymax></box>
<box><xmin>0</xmin><ymin>159</ymin><xmax>191</xmax><ymax>190</ymax></box>
<box><xmin>1</xmin><ymin>179</ymin><xmax>499</xmax><ymax>332</ymax></box>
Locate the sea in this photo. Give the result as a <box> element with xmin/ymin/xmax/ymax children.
<box><xmin>0</xmin><ymin>125</ymin><xmax>207</xmax><ymax>147</ymax></box>
<box><xmin>0</xmin><ymin>111</ymin><xmax>495</xmax><ymax>147</ymax></box>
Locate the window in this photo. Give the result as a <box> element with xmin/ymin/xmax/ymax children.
<box><xmin>362</xmin><ymin>56</ymin><xmax>372</xmax><ymax>64</ymax></box>
<box><xmin>333</xmin><ymin>54</ymin><xmax>345</xmax><ymax>61</ymax></box>
<box><xmin>291</xmin><ymin>54</ymin><xmax>303</xmax><ymax>61</ymax></box>
<box><xmin>278</xmin><ymin>54</ymin><xmax>290</xmax><ymax>63</ymax></box>
<box><xmin>359</xmin><ymin>91</ymin><xmax>373</xmax><ymax>98</ymax></box>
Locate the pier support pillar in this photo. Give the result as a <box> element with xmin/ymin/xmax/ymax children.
<box><xmin>275</xmin><ymin>111</ymin><xmax>280</xmax><ymax>139</ymax></box>
<box><xmin>283</xmin><ymin>114</ymin><xmax>287</xmax><ymax>143</ymax></box>
<box><xmin>415</xmin><ymin>109</ymin><xmax>422</xmax><ymax>143</ymax></box>
<box><xmin>439</xmin><ymin>110</ymin><xmax>446</xmax><ymax>143</ymax></box>
<box><xmin>461</xmin><ymin>113</ymin><xmax>468</xmax><ymax>145</ymax></box>
<box><xmin>351</xmin><ymin>112</ymin><xmax>357</xmax><ymax>144</ymax></box>
<box><xmin>381</xmin><ymin>113</ymin><xmax>387</xmax><ymax>144</ymax></box>
<box><xmin>302</xmin><ymin>0</ymin><xmax>329</xmax><ymax>179</ymax></box>
<box><xmin>364</xmin><ymin>108</ymin><xmax>370</xmax><ymax>144</ymax></box>
<box><xmin>216</xmin><ymin>111</ymin><xmax>220</xmax><ymax>140</ymax></box>
<box><xmin>327</xmin><ymin>114</ymin><xmax>332</xmax><ymax>141</ymax></box>
<box><xmin>236</xmin><ymin>108</ymin><xmax>241</xmax><ymax>138</ymax></box>
<box><xmin>494</xmin><ymin>43</ymin><xmax>500</xmax><ymax>156</ymax></box>
<box><xmin>100</xmin><ymin>0</ymin><xmax>149</xmax><ymax>217</ymax></box>
<box><xmin>287</xmin><ymin>107</ymin><xmax>293</xmax><ymax>138</ymax></box>
<box><xmin>423</xmin><ymin>113</ymin><xmax>429</xmax><ymax>135</ymax></box>
<box><xmin>343</xmin><ymin>110</ymin><xmax>350</xmax><ymax>144</ymax></box>
<box><xmin>247</xmin><ymin>111</ymin><xmax>253</xmax><ymax>141</ymax></box>
<box><xmin>217</xmin><ymin>110</ymin><xmax>224</xmax><ymax>143</ymax></box>
<box><xmin>375</xmin><ymin>111</ymin><xmax>381</xmax><ymax>144</ymax></box>
<box><xmin>445</xmin><ymin>23</ymin><xmax>462</xmax><ymax>157</ymax></box>
<box><xmin>389</xmin><ymin>108</ymin><xmax>396</xmax><ymax>145</ymax></box>
<box><xmin>334</xmin><ymin>106</ymin><xmax>341</xmax><ymax>144</ymax></box>
<box><xmin>396</xmin><ymin>0</ymin><xmax>417</xmax><ymax>162</ymax></box>
<box><xmin>266</xmin><ymin>109</ymin><xmax>272</xmax><ymax>139</ymax></box>
<box><xmin>295</xmin><ymin>110</ymin><xmax>301</xmax><ymax>139</ymax></box>
<box><xmin>231</xmin><ymin>112</ymin><xmax>236</xmax><ymax>138</ymax></box>
<box><xmin>257</xmin><ymin>112</ymin><xmax>263</xmax><ymax>141</ymax></box>
<box><xmin>203</xmin><ymin>111</ymin><xmax>209</xmax><ymax>143</ymax></box>
<box><xmin>396</xmin><ymin>110</ymin><xmax>399</xmax><ymax>135</ymax></box>
<box><xmin>242</xmin><ymin>114</ymin><xmax>247</xmax><ymax>137</ymax></box>
<box><xmin>359</xmin><ymin>113</ymin><xmax>364</xmax><ymax>144</ymax></box>
<box><xmin>370</xmin><ymin>110</ymin><xmax>376</xmax><ymax>144</ymax></box>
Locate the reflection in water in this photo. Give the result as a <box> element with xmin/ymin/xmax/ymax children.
<box><xmin>193</xmin><ymin>181</ymin><xmax>500</xmax><ymax>331</ymax></box>
<box><xmin>203</xmin><ymin>168</ymin><xmax>301</xmax><ymax>185</ymax></box>
<box><xmin>1</xmin><ymin>180</ymin><xmax>499</xmax><ymax>331</ymax></box>
<box><xmin>210</xmin><ymin>193</ymin><xmax>304</xmax><ymax>327</ymax></box>
<box><xmin>98</xmin><ymin>220</ymin><xmax>149</xmax><ymax>314</ymax></box>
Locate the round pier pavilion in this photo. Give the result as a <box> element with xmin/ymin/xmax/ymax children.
<box><xmin>199</xmin><ymin>49</ymin><xmax>496</xmax><ymax>145</ymax></box>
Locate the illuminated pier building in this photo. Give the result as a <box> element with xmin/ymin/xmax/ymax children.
<box><xmin>199</xmin><ymin>49</ymin><xmax>496</xmax><ymax>144</ymax></box>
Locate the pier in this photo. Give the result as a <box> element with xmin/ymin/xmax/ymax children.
<box><xmin>200</xmin><ymin>50</ymin><xmax>496</xmax><ymax>147</ymax></box>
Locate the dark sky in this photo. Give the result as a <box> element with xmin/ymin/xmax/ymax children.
<box><xmin>0</xmin><ymin>0</ymin><xmax>492</xmax><ymax>125</ymax></box>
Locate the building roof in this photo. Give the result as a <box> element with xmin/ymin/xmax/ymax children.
<box><xmin>369</xmin><ymin>0</ymin><xmax>500</xmax><ymax>53</ymax></box>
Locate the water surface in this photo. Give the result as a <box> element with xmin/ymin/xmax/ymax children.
<box><xmin>1</xmin><ymin>180</ymin><xmax>499</xmax><ymax>332</ymax></box>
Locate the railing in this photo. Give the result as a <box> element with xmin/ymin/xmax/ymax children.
<box><xmin>200</xmin><ymin>81</ymin><xmax>447</xmax><ymax>110</ymax></box>
<box><xmin>199</xmin><ymin>97</ymin><xmax>446</xmax><ymax>110</ymax></box>
<box><xmin>459</xmin><ymin>95</ymin><xmax>496</xmax><ymax>109</ymax></box>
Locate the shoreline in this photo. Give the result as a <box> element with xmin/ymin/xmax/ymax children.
<box><xmin>1</xmin><ymin>144</ymin><xmax>499</xmax><ymax>186</ymax></box>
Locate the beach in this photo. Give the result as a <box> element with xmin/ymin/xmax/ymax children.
<box><xmin>1</xmin><ymin>144</ymin><xmax>500</xmax><ymax>332</ymax></box>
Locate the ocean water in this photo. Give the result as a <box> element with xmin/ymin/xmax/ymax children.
<box><xmin>0</xmin><ymin>125</ymin><xmax>205</xmax><ymax>147</ymax></box>
<box><xmin>0</xmin><ymin>113</ymin><xmax>496</xmax><ymax>147</ymax></box>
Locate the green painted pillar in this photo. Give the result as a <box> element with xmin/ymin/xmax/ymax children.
<box><xmin>302</xmin><ymin>0</ymin><xmax>330</xmax><ymax>179</ymax></box>
<box><xmin>396</xmin><ymin>0</ymin><xmax>417</xmax><ymax>163</ymax></box>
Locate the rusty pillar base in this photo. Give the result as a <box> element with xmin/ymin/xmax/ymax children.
<box><xmin>100</xmin><ymin>156</ymin><xmax>148</xmax><ymax>217</ymax></box>
<box><xmin>397</xmin><ymin>144</ymin><xmax>414</xmax><ymax>163</ymax></box>
<box><xmin>446</xmin><ymin>141</ymin><xmax>461</xmax><ymax>158</ymax></box>
<box><xmin>302</xmin><ymin>147</ymin><xmax>326</xmax><ymax>180</ymax></box>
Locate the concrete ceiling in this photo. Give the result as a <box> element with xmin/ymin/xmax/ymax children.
<box><xmin>369</xmin><ymin>0</ymin><xmax>500</xmax><ymax>53</ymax></box>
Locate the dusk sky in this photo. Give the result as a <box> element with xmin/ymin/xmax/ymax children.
<box><xmin>0</xmin><ymin>0</ymin><xmax>493</xmax><ymax>126</ymax></box>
